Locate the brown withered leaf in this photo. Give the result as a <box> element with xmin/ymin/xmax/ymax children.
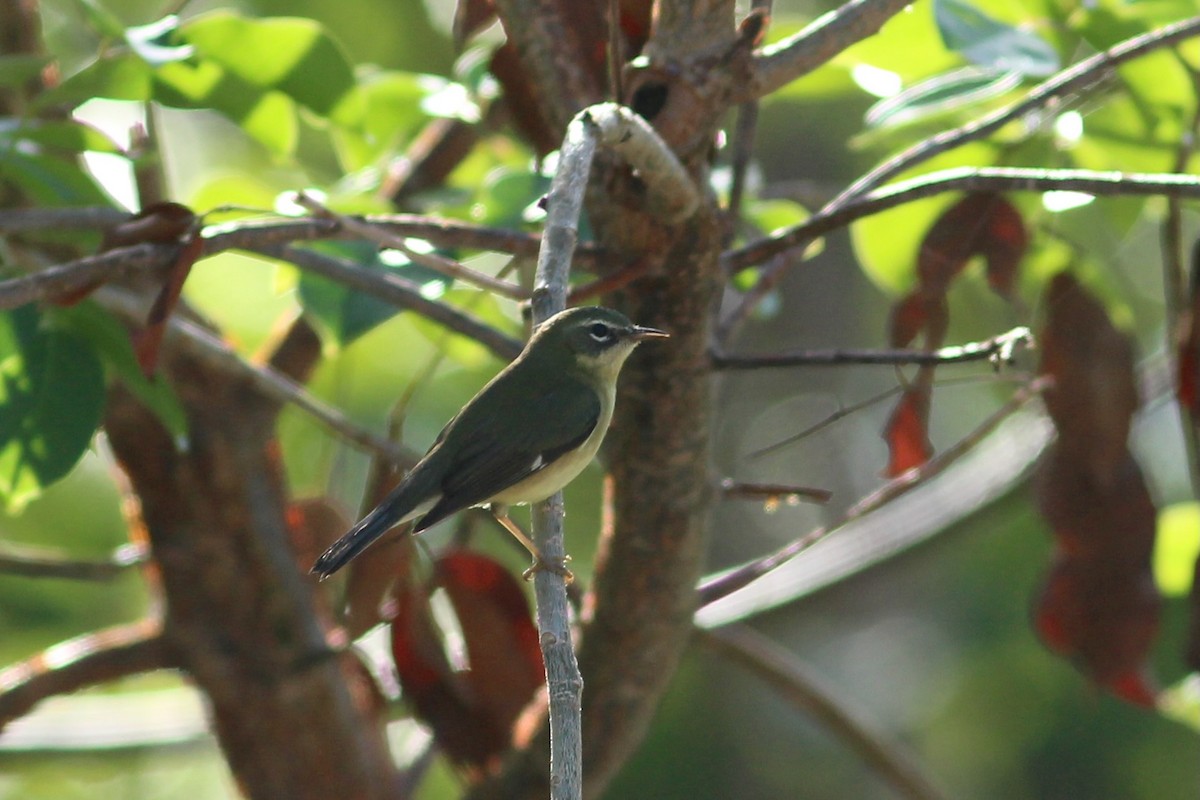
<box><xmin>883</xmin><ymin>383</ymin><xmax>933</xmax><ymax>477</ymax></box>
<box><xmin>918</xmin><ymin>193</ymin><xmax>1026</xmax><ymax>297</ymax></box>
<box><xmin>391</xmin><ymin>575</ymin><xmax>505</xmax><ymax>771</ymax></box>
<box><xmin>1034</xmin><ymin>554</ymin><xmax>1160</xmax><ymax>707</ymax></box>
<box><xmin>1036</xmin><ymin>449</ymin><xmax>1157</xmax><ymax>563</ymax></box>
<box><xmin>1177</xmin><ymin>238</ymin><xmax>1200</xmax><ymax>416</ymax></box>
<box><xmin>435</xmin><ymin>550</ymin><xmax>543</xmax><ymax>744</ymax></box>
<box><xmin>1038</xmin><ymin>273</ymin><xmax>1138</xmax><ymax>482</ymax></box>
<box><xmin>388</xmin><ymin>550</ymin><xmax>543</xmax><ymax>775</ymax></box>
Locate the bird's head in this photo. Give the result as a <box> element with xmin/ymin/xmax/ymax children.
<box><xmin>529</xmin><ymin>306</ymin><xmax>669</xmax><ymax>382</ymax></box>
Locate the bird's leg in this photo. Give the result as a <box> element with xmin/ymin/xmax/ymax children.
<box><xmin>491</xmin><ymin>507</ymin><xmax>574</xmax><ymax>584</ymax></box>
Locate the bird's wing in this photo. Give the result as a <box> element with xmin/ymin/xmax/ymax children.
<box><xmin>413</xmin><ymin>377</ymin><xmax>601</xmax><ymax>531</ymax></box>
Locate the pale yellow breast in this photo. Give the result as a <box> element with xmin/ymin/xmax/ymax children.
<box><xmin>489</xmin><ymin>379</ymin><xmax>616</xmax><ymax>506</ymax></box>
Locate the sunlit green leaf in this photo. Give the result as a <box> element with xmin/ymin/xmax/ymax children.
<box><xmin>1154</xmin><ymin>502</ymin><xmax>1200</xmax><ymax>597</ymax></box>
<box><xmin>0</xmin><ymin>306</ymin><xmax>105</xmax><ymax>513</ymax></box>
<box><xmin>475</xmin><ymin>168</ymin><xmax>550</xmax><ymax>228</ymax></box>
<box><xmin>180</xmin><ymin>12</ymin><xmax>363</xmax><ymax>127</ymax></box>
<box><xmin>1158</xmin><ymin>673</ymin><xmax>1200</xmax><ymax>731</ymax></box>
<box><xmin>409</xmin><ymin>288</ymin><xmax>514</xmax><ymax>368</ymax></box>
<box><xmin>934</xmin><ymin>0</ymin><xmax>1060</xmax><ymax>76</ymax></box>
<box><xmin>297</xmin><ymin>241</ymin><xmax>453</xmax><ymax>347</ymax></box>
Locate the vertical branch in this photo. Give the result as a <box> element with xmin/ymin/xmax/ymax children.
<box><xmin>529</xmin><ymin>111</ymin><xmax>600</xmax><ymax>800</ymax></box>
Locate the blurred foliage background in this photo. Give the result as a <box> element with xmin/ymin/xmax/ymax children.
<box><xmin>3</xmin><ymin>0</ymin><xmax>1200</xmax><ymax>797</ymax></box>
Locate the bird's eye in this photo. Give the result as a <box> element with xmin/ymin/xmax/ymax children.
<box><xmin>588</xmin><ymin>322</ymin><xmax>613</xmax><ymax>342</ymax></box>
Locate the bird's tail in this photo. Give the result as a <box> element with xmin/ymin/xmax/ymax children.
<box><xmin>310</xmin><ymin>499</ymin><xmax>410</xmax><ymax>580</ymax></box>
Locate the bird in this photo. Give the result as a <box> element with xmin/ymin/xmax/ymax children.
<box><xmin>310</xmin><ymin>305</ymin><xmax>668</xmax><ymax>581</ymax></box>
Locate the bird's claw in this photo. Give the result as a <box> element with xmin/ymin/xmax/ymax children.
<box><xmin>523</xmin><ymin>553</ymin><xmax>574</xmax><ymax>584</ymax></box>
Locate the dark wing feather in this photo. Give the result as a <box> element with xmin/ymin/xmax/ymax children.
<box><xmin>413</xmin><ymin>373</ymin><xmax>600</xmax><ymax>532</ymax></box>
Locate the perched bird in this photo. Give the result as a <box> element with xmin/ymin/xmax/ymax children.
<box><xmin>311</xmin><ymin>306</ymin><xmax>668</xmax><ymax>580</ymax></box>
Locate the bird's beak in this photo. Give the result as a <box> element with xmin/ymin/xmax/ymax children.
<box><xmin>629</xmin><ymin>325</ymin><xmax>670</xmax><ymax>341</ymax></box>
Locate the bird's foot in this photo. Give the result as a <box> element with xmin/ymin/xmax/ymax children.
<box><xmin>523</xmin><ymin>553</ymin><xmax>574</xmax><ymax>584</ymax></box>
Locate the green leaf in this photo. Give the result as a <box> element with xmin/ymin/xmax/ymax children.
<box><xmin>180</xmin><ymin>12</ymin><xmax>363</xmax><ymax>127</ymax></box>
<box><xmin>297</xmin><ymin>241</ymin><xmax>452</xmax><ymax>347</ymax></box>
<box><xmin>2</xmin><ymin>119</ymin><xmax>124</xmax><ymax>154</ymax></box>
<box><xmin>475</xmin><ymin>168</ymin><xmax>551</xmax><ymax>228</ymax></box>
<box><xmin>1154</xmin><ymin>502</ymin><xmax>1200</xmax><ymax>597</ymax></box>
<box><xmin>51</xmin><ymin>304</ymin><xmax>188</xmax><ymax>441</ymax></box>
<box><xmin>934</xmin><ymin>0</ymin><xmax>1060</xmax><ymax>77</ymax></box>
<box><xmin>0</xmin><ymin>149</ymin><xmax>111</xmax><ymax>205</ymax></box>
<box><xmin>331</xmin><ymin>70</ymin><xmax>429</xmax><ymax>171</ymax></box>
<box><xmin>124</xmin><ymin>15</ymin><xmax>194</xmax><ymax>67</ymax></box>
<box><xmin>152</xmin><ymin>60</ymin><xmax>299</xmax><ymax>155</ymax></box>
<box><xmin>865</xmin><ymin>66</ymin><xmax>1022</xmax><ymax>129</ymax></box>
<box><xmin>0</xmin><ymin>306</ymin><xmax>105</xmax><ymax>513</ymax></box>
<box><xmin>409</xmin><ymin>288</ymin><xmax>513</xmax><ymax>368</ymax></box>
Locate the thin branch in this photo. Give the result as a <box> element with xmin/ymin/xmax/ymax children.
<box><xmin>0</xmin><ymin>206</ymin><xmax>128</xmax><ymax>231</ymax></box>
<box><xmin>696</xmin><ymin>376</ymin><xmax>1050</xmax><ymax>608</ymax></box>
<box><xmin>254</xmin><ymin>242</ymin><xmax>524</xmax><ymax>361</ymax></box>
<box><xmin>839</xmin><ymin>16</ymin><xmax>1200</xmax><ymax>204</ymax></box>
<box><xmin>712</xmin><ymin>325</ymin><xmax>1034</xmax><ymax>369</ymax></box>
<box><xmin>585</xmin><ymin>103</ymin><xmax>699</xmax><ymax>223</ymax></box>
<box><xmin>740</xmin><ymin>0</ymin><xmax>913</xmax><ymax>102</ymax></box>
<box><xmin>0</xmin><ymin>243</ymin><xmax>166</xmax><ymax>310</ymax></box>
<box><xmin>529</xmin><ymin>108</ymin><xmax>600</xmax><ymax>800</ymax></box>
<box><xmin>698</xmin><ymin>625</ymin><xmax>949</xmax><ymax>800</ymax></box>
<box><xmin>293</xmin><ymin>193</ymin><xmax>530</xmax><ymax>300</ymax></box>
<box><xmin>719</xmin><ymin>479</ymin><xmax>832</xmax><ymax>505</ymax></box>
<box><xmin>96</xmin><ymin>287</ymin><xmax>414</xmax><ymax>466</ymax></box>
<box><xmin>0</xmin><ymin>620</ymin><xmax>168</xmax><ymax>730</ymax></box>
<box><xmin>0</xmin><ymin>543</ymin><xmax>147</xmax><ymax>580</ymax></box>
<box><xmin>723</xmin><ymin>15</ymin><xmax>1200</xmax><ymax>330</ymax></box>
<box><xmin>723</xmin><ymin>165</ymin><xmax>1200</xmax><ymax>274</ymax></box>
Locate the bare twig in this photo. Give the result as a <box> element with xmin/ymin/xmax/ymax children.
<box><xmin>529</xmin><ymin>109</ymin><xmax>600</xmax><ymax>800</ymax></box>
<box><xmin>719</xmin><ymin>479</ymin><xmax>832</xmax><ymax>505</ymax></box>
<box><xmin>0</xmin><ymin>244</ymin><xmax>166</xmax><ymax>310</ymax></box>
<box><xmin>713</xmin><ymin>326</ymin><xmax>1034</xmax><ymax>369</ymax></box>
<box><xmin>96</xmin><ymin>287</ymin><xmax>414</xmax><ymax>466</ymax></box>
<box><xmin>254</xmin><ymin>242</ymin><xmax>524</xmax><ymax>361</ymax></box>
<box><xmin>0</xmin><ymin>543</ymin><xmax>148</xmax><ymax>580</ymax></box>
<box><xmin>696</xmin><ymin>376</ymin><xmax>1050</xmax><ymax>607</ymax></box>
<box><xmin>740</xmin><ymin>0</ymin><xmax>913</xmax><ymax>102</ymax></box>
<box><xmin>724</xmin><ymin>166</ymin><xmax>1200</xmax><ymax>274</ymax></box>
<box><xmin>293</xmin><ymin>193</ymin><xmax>530</xmax><ymax>300</ymax></box>
<box><xmin>0</xmin><ymin>620</ymin><xmax>168</xmax><ymax>730</ymax></box>
<box><xmin>699</xmin><ymin>625</ymin><xmax>949</xmax><ymax>800</ymax></box>
<box><xmin>724</xmin><ymin>15</ymin><xmax>1200</xmax><ymax>331</ymax></box>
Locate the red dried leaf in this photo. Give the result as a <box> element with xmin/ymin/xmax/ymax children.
<box><xmin>388</xmin><ymin>550</ymin><xmax>544</xmax><ymax>773</ymax></box>
<box><xmin>1036</xmin><ymin>450</ymin><xmax>1157</xmax><ymax>563</ymax></box>
<box><xmin>888</xmin><ymin>291</ymin><xmax>928</xmax><ymax>348</ymax></box>
<box><xmin>1033</xmin><ymin>556</ymin><xmax>1160</xmax><ymax>705</ymax></box>
<box><xmin>436</xmin><ymin>550</ymin><xmax>543</xmax><ymax>735</ymax></box>
<box><xmin>883</xmin><ymin>385</ymin><xmax>932</xmax><ymax>477</ymax></box>
<box><xmin>391</xmin><ymin>579</ymin><xmax>506</xmax><ymax>770</ymax></box>
<box><xmin>1178</xmin><ymin>336</ymin><xmax>1199</xmax><ymax>415</ymax></box>
<box><xmin>1038</xmin><ymin>273</ymin><xmax>1138</xmax><ymax>479</ymax></box>
<box><xmin>918</xmin><ymin>193</ymin><xmax>1026</xmax><ymax>297</ymax></box>
<box><xmin>132</xmin><ymin>232</ymin><xmax>203</xmax><ymax>377</ymax></box>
